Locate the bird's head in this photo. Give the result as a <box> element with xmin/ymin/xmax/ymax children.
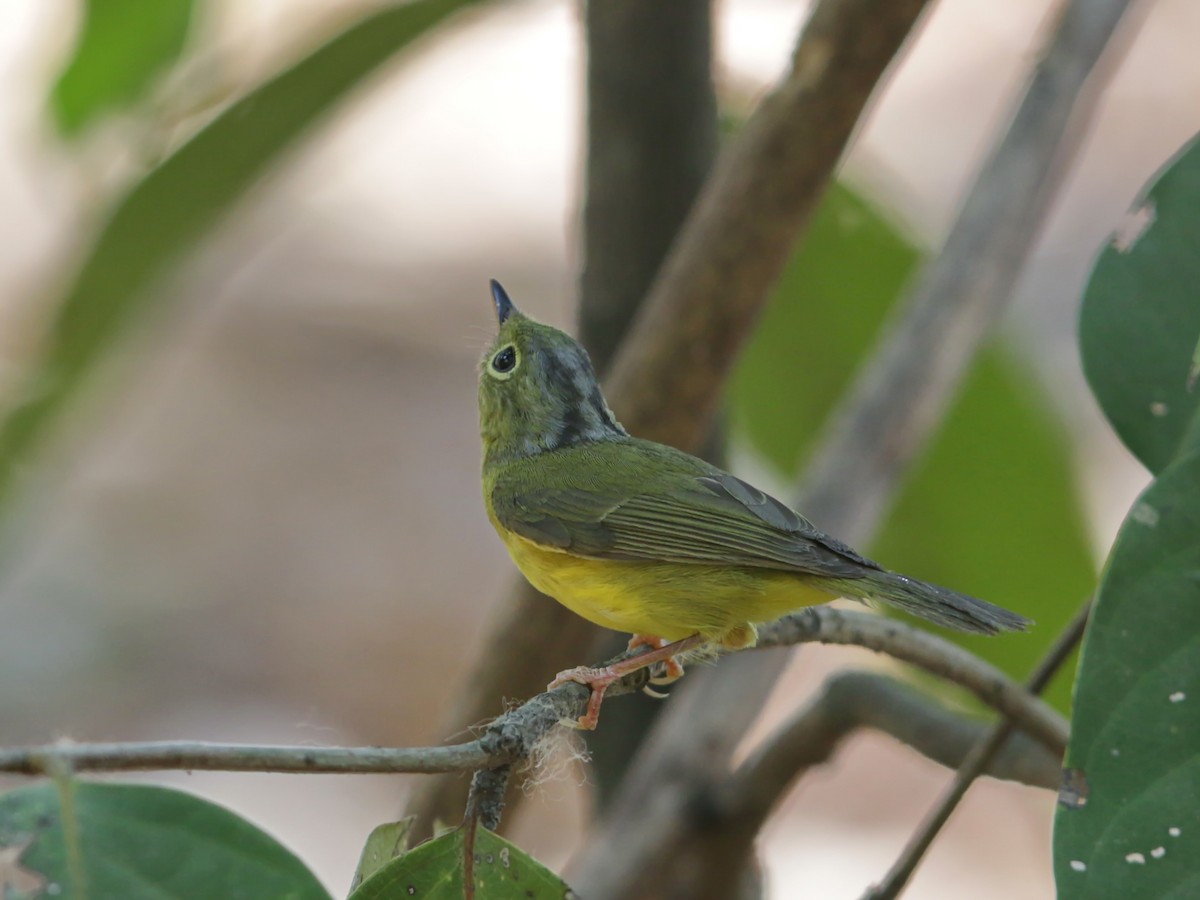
<box><xmin>479</xmin><ymin>281</ymin><xmax>626</xmax><ymax>464</ymax></box>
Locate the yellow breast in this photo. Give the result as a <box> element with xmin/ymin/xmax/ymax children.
<box><xmin>500</xmin><ymin>530</ymin><xmax>660</xmax><ymax>634</ymax></box>
<box><xmin>493</xmin><ymin>523</ymin><xmax>833</xmax><ymax>644</ymax></box>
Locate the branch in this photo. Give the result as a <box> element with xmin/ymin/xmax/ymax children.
<box><xmin>0</xmin><ymin>741</ymin><xmax>492</xmax><ymax>776</ymax></box>
<box><xmin>605</xmin><ymin>0</ymin><xmax>935</xmax><ymax>453</ymax></box>
<box><xmin>731</xmin><ymin>671</ymin><xmax>1062</xmax><ymax>806</ymax></box>
<box><xmin>0</xmin><ymin>674</ymin><xmax>623</xmax><ymax>778</ymax></box>
<box><xmin>463</xmin><ymin>764</ymin><xmax>513</xmax><ymax>900</ymax></box>
<box><xmin>408</xmin><ymin>0</ymin><xmax>929</xmax><ymax>838</ymax></box>
<box><xmin>798</xmin><ymin>0</ymin><xmax>1140</xmax><ymax>541</ymax></box>
<box><xmin>0</xmin><ymin>607</ymin><xmax>1063</xmax><ymax>780</ymax></box>
<box><xmin>464</xmin><ymin>765</ymin><xmax>511</xmax><ymax>833</ymax></box>
<box><xmin>753</xmin><ymin>607</ymin><xmax>1069</xmax><ymax>755</ymax></box>
<box><xmin>579</xmin><ymin>0</ymin><xmax>717</xmax><ymax>372</ymax></box>
<box><xmin>578</xmin><ymin>0</ymin><xmax>721</xmax><ymax>810</ymax></box>
<box><xmin>863</xmin><ymin>599</ymin><xmax>1092</xmax><ymax>900</ymax></box>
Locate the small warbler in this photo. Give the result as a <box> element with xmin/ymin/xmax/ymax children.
<box><xmin>479</xmin><ymin>281</ymin><xmax>1028</xmax><ymax>728</ymax></box>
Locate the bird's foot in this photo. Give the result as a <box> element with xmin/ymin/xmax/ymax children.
<box><xmin>548</xmin><ymin>665</ymin><xmax>623</xmax><ymax>729</ymax></box>
<box><xmin>548</xmin><ymin>633</ymin><xmax>705</xmax><ymax>729</ymax></box>
<box><xmin>626</xmin><ymin>634</ymin><xmax>686</xmax><ymax>685</ymax></box>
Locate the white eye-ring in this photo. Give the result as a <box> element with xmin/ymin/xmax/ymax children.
<box><xmin>488</xmin><ymin>345</ymin><xmax>519</xmax><ymax>379</ymax></box>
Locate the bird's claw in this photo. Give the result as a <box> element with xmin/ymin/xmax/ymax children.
<box><xmin>548</xmin><ymin>665</ymin><xmax>621</xmax><ymax>729</ymax></box>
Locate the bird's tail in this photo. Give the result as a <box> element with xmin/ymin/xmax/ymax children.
<box><xmin>829</xmin><ymin>570</ymin><xmax>1031</xmax><ymax>635</ymax></box>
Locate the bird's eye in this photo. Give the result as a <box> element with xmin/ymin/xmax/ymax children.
<box><xmin>490</xmin><ymin>345</ymin><xmax>518</xmax><ymax>377</ymax></box>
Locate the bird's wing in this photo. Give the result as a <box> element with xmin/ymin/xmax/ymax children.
<box><xmin>491</xmin><ymin>451</ymin><xmax>879</xmax><ymax>578</ymax></box>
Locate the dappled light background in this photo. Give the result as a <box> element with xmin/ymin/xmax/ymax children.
<box><xmin>0</xmin><ymin>0</ymin><xmax>1196</xmax><ymax>895</ymax></box>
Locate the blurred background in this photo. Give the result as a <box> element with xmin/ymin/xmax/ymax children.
<box><xmin>0</xmin><ymin>0</ymin><xmax>1196</xmax><ymax>896</ymax></box>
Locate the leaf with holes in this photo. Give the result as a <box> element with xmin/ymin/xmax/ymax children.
<box><xmin>0</xmin><ymin>781</ymin><xmax>329</xmax><ymax>899</ymax></box>
<box><xmin>1054</xmin><ymin>134</ymin><xmax>1200</xmax><ymax>898</ymax></box>
<box><xmin>1078</xmin><ymin>135</ymin><xmax>1200</xmax><ymax>475</ymax></box>
<box><xmin>349</xmin><ymin>825</ymin><xmax>573</xmax><ymax>899</ymax></box>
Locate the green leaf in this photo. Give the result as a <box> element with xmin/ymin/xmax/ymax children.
<box><xmin>1079</xmin><ymin>135</ymin><xmax>1200</xmax><ymax>475</ymax></box>
<box><xmin>351</xmin><ymin>818</ymin><xmax>414</xmax><ymax>891</ymax></box>
<box><xmin>730</xmin><ymin>183</ymin><xmax>1095</xmax><ymax>711</ymax></box>
<box><xmin>349</xmin><ymin>825</ymin><xmax>572</xmax><ymax>899</ymax></box>
<box><xmin>1053</xmin><ymin>455</ymin><xmax>1200</xmax><ymax>898</ymax></box>
<box><xmin>52</xmin><ymin>0</ymin><xmax>195</xmax><ymax>136</ymax></box>
<box><xmin>0</xmin><ymin>781</ymin><xmax>330</xmax><ymax>899</ymax></box>
<box><xmin>0</xmin><ymin>0</ymin><xmax>484</xmax><ymax>514</ymax></box>
<box><xmin>1055</xmin><ymin>134</ymin><xmax>1200</xmax><ymax>898</ymax></box>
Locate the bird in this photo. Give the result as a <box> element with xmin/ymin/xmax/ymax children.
<box><xmin>478</xmin><ymin>280</ymin><xmax>1029</xmax><ymax>728</ymax></box>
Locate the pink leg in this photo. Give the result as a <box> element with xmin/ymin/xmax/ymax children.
<box><xmin>549</xmin><ymin>633</ymin><xmax>704</xmax><ymax>729</ymax></box>
<box><xmin>626</xmin><ymin>634</ymin><xmax>686</xmax><ymax>684</ymax></box>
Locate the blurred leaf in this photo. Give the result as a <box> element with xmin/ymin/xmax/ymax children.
<box><xmin>1079</xmin><ymin>135</ymin><xmax>1200</xmax><ymax>474</ymax></box>
<box><xmin>52</xmin><ymin>0</ymin><xmax>195</xmax><ymax>136</ymax></box>
<box><xmin>1055</xmin><ymin>135</ymin><xmax>1200</xmax><ymax>898</ymax></box>
<box><xmin>731</xmin><ymin>184</ymin><xmax>912</xmax><ymax>473</ymax></box>
<box><xmin>0</xmin><ymin>0</ymin><xmax>485</xmax><ymax>513</ymax></box>
<box><xmin>351</xmin><ymin>818</ymin><xmax>414</xmax><ymax>890</ymax></box>
<box><xmin>0</xmin><ymin>781</ymin><xmax>329</xmax><ymax>899</ymax></box>
<box><xmin>730</xmin><ymin>183</ymin><xmax>1095</xmax><ymax>712</ymax></box>
<box><xmin>349</xmin><ymin>825</ymin><xmax>572</xmax><ymax>899</ymax></box>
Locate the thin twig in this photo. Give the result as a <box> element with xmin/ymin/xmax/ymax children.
<box><xmin>753</xmin><ymin>607</ymin><xmax>1068</xmax><ymax>754</ymax></box>
<box><xmin>862</xmin><ymin>599</ymin><xmax>1092</xmax><ymax>900</ymax></box>
<box><xmin>0</xmin><ymin>676</ymin><xmax>606</xmax><ymax>778</ymax></box>
<box><xmin>0</xmin><ymin>741</ymin><xmax>492</xmax><ymax>776</ymax></box>
<box><xmin>0</xmin><ymin>609</ymin><xmax>1063</xmax><ymax>779</ymax></box>
<box><xmin>463</xmin><ymin>764</ymin><xmax>512</xmax><ymax>900</ymax></box>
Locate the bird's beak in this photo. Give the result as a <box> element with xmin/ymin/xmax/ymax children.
<box><xmin>490</xmin><ymin>279</ymin><xmax>517</xmax><ymax>326</ymax></box>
